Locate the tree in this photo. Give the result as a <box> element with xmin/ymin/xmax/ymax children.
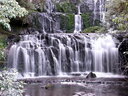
<box><xmin>106</xmin><ymin>0</ymin><xmax>128</xmax><ymax>31</ymax></box>
<box><xmin>0</xmin><ymin>0</ymin><xmax>28</xmax><ymax>31</ymax></box>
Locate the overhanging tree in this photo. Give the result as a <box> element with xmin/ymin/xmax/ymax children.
<box><xmin>0</xmin><ymin>0</ymin><xmax>28</xmax><ymax>31</ymax></box>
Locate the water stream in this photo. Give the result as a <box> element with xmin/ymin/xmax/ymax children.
<box><xmin>93</xmin><ymin>0</ymin><xmax>106</xmax><ymax>24</ymax></box>
<box><xmin>74</xmin><ymin>4</ymin><xmax>82</xmax><ymax>33</ymax></box>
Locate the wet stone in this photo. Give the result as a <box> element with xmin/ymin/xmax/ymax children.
<box><xmin>73</xmin><ymin>92</ymin><xmax>96</xmax><ymax>96</ymax></box>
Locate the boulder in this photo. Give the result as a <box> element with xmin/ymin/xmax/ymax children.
<box><xmin>86</xmin><ymin>72</ymin><xmax>96</xmax><ymax>78</ymax></box>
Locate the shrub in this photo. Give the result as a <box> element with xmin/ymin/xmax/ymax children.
<box><xmin>82</xmin><ymin>26</ymin><xmax>106</xmax><ymax>33</ymax></box>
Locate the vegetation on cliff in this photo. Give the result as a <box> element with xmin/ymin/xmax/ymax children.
<box><xmin>81</xmin><ymin>13</ymin><xmax>92</xmax><ymax>29</ymax></box>
<box><xmin>60</xmin><ymin>14</ymin><xmax>74</xmax><ymax>33</ymax></box>
<box><xmin>106</xmin><ymin>0</ymin><xmax>128</xmax><ymax>31</ymax></box>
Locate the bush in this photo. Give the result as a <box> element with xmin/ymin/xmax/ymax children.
<box><xmin>0</xmin><ymin>69</ymin><xmax>25</xmax><ymax>96</ymax></box>
<box><xmin>82</xmin><ymin>26</ymin><xmax>106</xmax><ymax>33</ymax></box>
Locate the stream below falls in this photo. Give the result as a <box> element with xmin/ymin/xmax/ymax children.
<box><xmin>24</xmin><ymin>78</ymin><xmax>128</xmax><ymax>96</ymax></box>
<box><xmin>23</xmin><ymin>77</ymin><xmax>128</xmax><ymax>96</ymax></box>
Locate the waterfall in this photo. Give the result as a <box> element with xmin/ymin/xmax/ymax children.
<box><xmin>99</xmin><ymin>0</ymin><xmax>106</xmax><ymax>23</ymax></box>
<box><xmin>74</xmin><ymin>5</ymin><xmax>82</xmax><ymax>33</ymax></box>
<box><xmin>93</xmin><ymin>0</ymin><xmax>98</xmax><ymax>24</ymax></box>
<box><xmin>44</xmin><ymin>0</ymin><xmax>55</xmax><ymax>13</ymax></box>
<box><xmin>7</xmin><ymin>0</ymin><xmax>119</xmax><ymax>78</ymax></box>
<box><xmin>7</xmin><ymin>34</ymin><xmax>120</xmax><ymax>77</ymax></box>
<box><xmin>93</xmin><ymin>0</ymin><xmax>106</xmax><ymax>24</ymax></box>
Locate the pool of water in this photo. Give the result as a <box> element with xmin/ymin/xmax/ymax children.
<box><xmin>24</xmin><ymin>79</ymin><xmax>128</xmax><ymax>96</ymax></box>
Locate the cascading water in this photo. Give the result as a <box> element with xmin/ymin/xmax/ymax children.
<box><xmin>93</xmin><ymin>0</ymin><xmax>106</xmax><ymax>24</ymax></box>
<box><xmin>44</xmin><ymin>0</ymin><xmax>54</xmax><ymax>13</ymax></box>
<box><xmin>74</xmin><ymin>5</ymin><xmax>82</xmax><ymax>33</ymax></box>
<box><xmin>7</xmin><ymin>34</ymin><xmax>120</xmax><ymax>77</ymax></box>
<box><xmin>93</xmin><ymin>0</ymin><xmax>98</xmax><ymax>24</ymax></box>
<box><xmin>99</xmin><ymin>0</ymin><xmax>106</xmax><ymax>23</ymax></box>
<box><xmin>7</xmin><ymin>0</ymin><xmax>121</xmax><ymax>78</ymax></box>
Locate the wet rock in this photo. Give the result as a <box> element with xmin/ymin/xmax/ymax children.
<box><xmin>24</xmin><ymin>12</ymin><xmax>75</xmax><ymax>33</ymax></box>
<box><xmin>70</xmin><ymin>73</ymin><xmax>81</xmax><ymax>76</ymax></box>
<box><xmin>119</xmin><ymin>38</ymin><xmax>128</xmax><ymax>54</ymax></box>
<box><xmin>86</xmin><ymin>72</ymin><xmax>96</xmax><ymax>78</ymax></box>
<box><xmin>73</xmin><ymin>92</ymin><xmax>96</xmax><ymax>96</ymax></box>
<box><xmin>118</xmin><ymin>38</ymin><xmax>128</xmax><ymax>75</ymax></box>
<box><xmin>41</xmin><ymin>84</ymin><xmax>53</xmax><ymax>89</ymax></box>
<box><xmin>73</xmin><ymin>92</ymin><xmax>85</xmax><ymax>96</ymax></box>
<box><xmin>80</xmin><ymin>4</ymin><xmax>91</xmax><ymax>13</ymax></box>
<box><xmin>83</xmin><ymin>93</ymin><xmax>95</xmax><ymax>96</ymax></box>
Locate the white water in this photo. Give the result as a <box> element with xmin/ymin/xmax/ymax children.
<box><xmin>93</xmin><ymin>0</ymin><xmax>106</xmax><ymax>24</ymax></box>
<box><xmin>99</xmin><ymin>0</ymin><xmax>106</xmax><ymax>23</ymax></box>
<box><xmin>74</xmin><ymin>5</ymin><xmax>82</xmax><ymax>33</ymax></box>
<box><xmin>93</xmin><ymin>0</ymin><xmax>98</xmax><ymax>24</ymax></box>
<box><xmin>44</xmin><ymin>0</ymin><xmax>54</xmax><ymax>13</ymax></box>
<box><xmin>7</xmin><ymin>34</ymin><xmax>120</xmax><ymax>77</ymax></box>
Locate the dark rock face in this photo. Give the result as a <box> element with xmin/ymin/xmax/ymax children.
<box><xmin>118</xmin><ymin>38</ymin><xmax>128</xmax><ymax>75</ymax></box>
<box><xmin>80</xmin><ymin>4</ymin><xmax>91</xmax><ymax>13</ymax></box>
<box><xmin>86</xmin><ymin>72</ymin><xmax>96</xmax><ymax>78</ymax></box>
<box><xmin>119</xmin><ymin>38</ymin><xmax>128</xmax><ymax>54</ymax></box>
<box><xmin>24</xmin><ymin>13</ymin><xmax>60</xmax><ymax>33</ymax></box>
<box><xmin>23</xmin><ymin>12</ymin><xmax>76</xmax><ymax>34</ymax></box>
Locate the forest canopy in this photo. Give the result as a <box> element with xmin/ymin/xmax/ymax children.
<box><xmin>0</xmin><ymin>0</ymin><xmax>28</xmax><ymax>31</ymax></box>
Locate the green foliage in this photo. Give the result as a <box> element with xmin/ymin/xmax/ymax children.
<box><xmin>82</xmin><ymin>26</ymin><xmax>106</xmax><ymax>33</ymax></box>
<box><xmin>66</xmin><ymin>14</ymin><xmax>74</xmax><ymax>32</ymax></box>
<box><xmin>81</xmin><ymin>13</ymin><xmax>91</xmax><ymax>28</ymax></box>
<box><xmin>0</xmin><ymin>69</ymin><xmax>25</xmax><ymax>96</ymax></box>
<box><xmin>106</xmin><ymin>0</ymin><xmax>128</xmax><ymax>30</ymax></box>
<box><xmin>0</xmin><ymin>35</ymin><xmax>6</xmax><ymax>48</ymax></box>
<box><xmin>0</xmin><ymin>35</ymin><xmax>6</xmax><ymax>62</ymax></box>
<box><xmin>0</xmin><ymin>0</ymin><xmax>28</xmax><ymax>31</ymax></box>
<box><xmin>60</xmin><ymin>14</ymin><xmax>74</xmax><ymax>33</ymax></box>
<box><xmin>56</xmin><ymin>1</ymin><xmax>76</xmax><ymax>13</ymax></box>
